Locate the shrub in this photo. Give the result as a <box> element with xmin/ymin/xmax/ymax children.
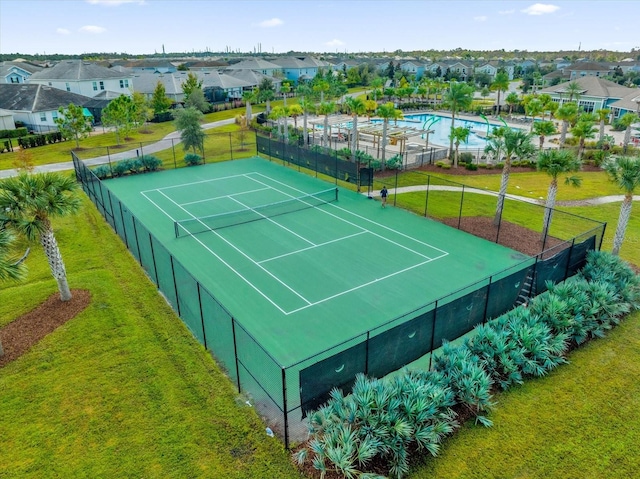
<box><xmin>111</xmin><ymin>159</ymin><xmax>132</xmax><ymax>177</ymax></box>
<box><xmin>435</xmin><ymin>160</ymin><xmax>447</xmax><ymax>168</ymax></box>
<box><xmin>184</xmin><ymin>153</ymin><xmax>203</xmax><ymax>166</ymax></box>
<box><xmin>459</xmin><ymin>152</ymin><xmax>474</xmax><ymax>164</ymax></box>
<box><xmin>337</xmin><ymin>147</ymin><xmax>352</xmax><ymax>160</ymax></box>
<box><xmin>386</xmin><ymin>154</ymin><xmax>403</xmax><ymax>170</ymax></box>
<box><xmin>93</xmin><ymin>165</ymin><xmax>111</xmax><ymax>180</ymax></box>
<box><xmin>0</xmin><ymin>127</ymin><xmax>28</xmax><ymax>139</ymax></box>
<box><xmin>140</xmin><ymin>155</ymin><xmax>162</xmax><ymax>172</ymax></box>
<box><xmin>465</xmin><ymin>163</ymin><xmax>478</xmax><ymax>171</ymax></box>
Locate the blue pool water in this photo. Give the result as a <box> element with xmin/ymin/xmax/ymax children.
<box><xmin>371</xmin><ymin>114</ymin><xmax>499</xmax><ymax>148</ymax></box>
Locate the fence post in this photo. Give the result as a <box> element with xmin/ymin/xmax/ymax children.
<box><xmin>172</xmin><ymin>139</ymin><xmax>177</xmax><ymax>169</ymax></box>
<box><xmin>428</xmin><ymin>301</ymin><xmax>438</xmax><ymax>371</ymax></box>
<box><xmin>132</xmin><ymin>216</ymin><xmax>142</xmax><ymax>260</ymax></box>
<box><xmin>139</xmin><ymin>142</ymin><xmax>144</xmax><ymax>158</ymax></box>
<box><xmin>197</xmin><ymin>283</ymin><xmax>208</xmax><ymax>349</ymax></box>
<box><xmin>364</xmin><ymin>331</ymin><xmax>370</xmax><ymax>376</ymax></box>
<box><xmin>107</xmin><ymin>146</ymin><xmax>113</xmax><ymax>176</ymax></box>
<box><xmin>282</xmin><ymin>368</ymin><xmax>289</xmax><ymax>449</ymax></box>
<box><xmin>229</xmin><ymin>132</ymin><xmax>234</xmax><ymax>161</ymax></box>
<box><xmin>423</xmin><ymin>174</ymin><xmax>431</xmax><ymax>217</ymax></box>
<box><xmin>564</xmin><ymin>238</ymin><xmax>576</xmax><ymax>281</ymax></box>
<box><xmin>231</xmin><ymin>318</ymin><xmax>241</xmax><ymax>392</ymax></box>
<box><xmin>170</xmin><ymin>256</ymin><xmax>181</xmax><ymax>317</ymax></box>
<box><xmin>149</xmin><ymin>234</ymin><xmax>160</xmax><ymax>287</ymax></box>
<box><xmin>483</xmin><ymin>277</ymin><xmax>492</xmax><ymax>325</ymax></box>
<box><xmin>119</xmin><ymin>202</ymin><xmax>129</xmax><ymax>248</ymax></box>
<box><xmin>457</xmin><ymin>185</ymin><xmax>465</xmax><ymax>230</ymax></box>
<box><xmin>393</xmin><ymin>169</ymin><xmax>399</xmax><ymax>206</ymax></box>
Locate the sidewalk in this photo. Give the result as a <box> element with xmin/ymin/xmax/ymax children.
<box><xmin>0</xmin><ymin>118</ymin><xmax>235</xmax><ymax>179</ymax></box>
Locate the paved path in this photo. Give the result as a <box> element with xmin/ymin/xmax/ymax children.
<box><xmin>0</xmin><ymin>118</ymin><xmax>235</xmax><ymax>179</ymax></box>
<box><xmin>367</xmin><ymin>185</ymin><xmax>638</xmax><ymax>207</ymax></box>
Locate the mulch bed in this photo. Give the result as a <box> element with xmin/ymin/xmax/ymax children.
<box><xmin>0</xmin><ymin>290</ymin><xmax>91</xmax><ymax>368</ymax></box>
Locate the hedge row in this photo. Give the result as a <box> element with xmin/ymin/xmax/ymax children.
<box><xmin>0</xmin><ymin>127</ymin><xmax>28</xmax><ymax>139</ymax></box>
<box><xmin>17</xmin><ymin>132</ymin><xmax>64</xmax><ymax>149</ymax></box>
<box><xmin>296</xmin><ymin>251</ymin><xmax>640</xmax><ymax>479</ymax></box>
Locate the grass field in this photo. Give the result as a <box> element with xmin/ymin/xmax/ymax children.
<box><xmin>2</xmin><ymin>121</ymin><xmax>639</xmax><ymax>477</ymax></box>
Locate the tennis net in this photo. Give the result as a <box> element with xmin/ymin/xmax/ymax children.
<box><xmin>175</xmin><ymin>187</ymin><xmax>338</xmax><ymax>238</ymax></box>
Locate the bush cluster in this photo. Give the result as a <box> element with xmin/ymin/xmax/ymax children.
<box><xmin>296</xmin><ymin>251</ymin><xmax>639</xmax><ymax>478</ymax></box>
<box><xmin>17</xmin><ymin>132</ymin><xmax>63</xmax><ymax>149</ymax></box>
<box><xmin>0</xmin><ymin>127</ymin><xmax>28</xmax><ymax>139</ymax></box>
<box><xmin>184</xmin><ymin>153</ymin><xmax>203</xmax><ymax>166</ymax></box>
<box><xmin>92</xmin><ymin>155</ymin><xmax>162</xmax><ymax>179</ymax></box>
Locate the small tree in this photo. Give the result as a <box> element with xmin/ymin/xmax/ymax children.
<box><xmin>102</xmin><ymin>94</ymin><xmax>137</xmax><ymax>145</ymax></box>
<box><xmin>555</xmin><ymin>102</ymin><xmax>579</xmax><ymax>147</ymax></box>
<box><xmin>532</xmin><ymin>120</ymin><xmax>557</xmax><ymax>149</ymax></box>
<box><xmin>132</xmin><ymin>91</ymin><xmax>152</xmax><ymax>129</ymax></box>
<box><xmin>0</xmin><ymin>173</ymin><xmax>80</xmax><ymax>301</ymax></box>
<box><xmin>55</xmin><ymin>103</ymin><xmax>93</xmax><ymax>148</ymax></box>
<box><xmin>185</xmin><ymin>87</ymin><xmax>210</xmax><ymax>114</ymax></box>
<box><xmin>604</xmin><ymin>156</ymin><xmax>640</xmax><ymax>255</ymax></box>
<box><xmin>570</xmin><ymin>113</ymin><xmax>597</xmax><ymax>160</ymax></box>
<box><xmin>181</xmin><ymin>72</ymin><xmax>203</xmax><ymax>103</ymax></box>
<box><xmin>173</xmin><ymin>107</ymin><xmax>205</xmax><ymax>155</ymax></box>
<box><xmin>618</xmin><ymin>112</ymin><xmax>639</xmax><ymax>153</ymax></box>
<box><xmin>151</xmin><ymin>81</ymin><xmax>173</xmax><ymax>117</ymax></box>
<box><xmin>450</xmin><ymin>126</ymin><xmax>471</xmax><ymax>168</ymax></box>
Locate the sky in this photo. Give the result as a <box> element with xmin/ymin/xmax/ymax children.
<box><xmin>1</xmin><ymin>0</ymin><xmax>638</xmax><ymax>56</ymax></box>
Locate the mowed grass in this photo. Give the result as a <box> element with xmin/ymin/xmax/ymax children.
<box><xmin>0</xmin><ymin>194</ymin><xmax>301</xmax><ymax>478</ymax></box>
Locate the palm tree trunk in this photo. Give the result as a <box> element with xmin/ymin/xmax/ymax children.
<box><xmin>599</xmin><ymin>120</ymin><xmax>605</xmax><ymax>142</ymax></box>
<box><xmin>381</xmin><ymin>119</ymin><xmax>388</xmax><ymax>171</ymax></box>
<box><xmin>542</xmin><ymin>179</ymin><xmax>558</xmax><ymax>241</ymax></box>
<box><xmin>623</xmin><ymin>126</ymin><xmax>631</xmax><ymax>152</ymax></box>
<box><xmin>449</xmin><ymin>111</ymin><xmax>456</xmax><ymax>159</ymax></box>
<box><xmin>323</xmin><ymin>115</ymin><xmax>329</xmax><ymax>148</ymax></box>
<box><xmin>560</xmin><ymin>121</ymin><xmax>568</xmax><ymax>147</ymax></box>
<box><xmin>246</xmin><ymin>101</ymin><xmax>252</xmax><ymax>124</ymax></box>
<box><xmin>41</xmin><ymin>223</ymin><xmax>72</xmax><ymax>301</ymax></box>
<box><xmin>303</xmin><ymin>111</ymin><xmax>309</xmax><ymax>146</ymax></box>
<box><xmin>351</xmin><ymin>115</ymin><xmax>358</xmax><ymax>163</ymax></box>
<box><xmin>612</xmin><ymin>195</ymin><xmax>633</xmax><ymax>255</ymax></box>
<box><xmin>493</xmin><ymin>158</ymin><xmax>511</xmax><ymax>225</ymax></box>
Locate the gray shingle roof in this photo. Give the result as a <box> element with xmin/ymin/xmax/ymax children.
<box><xmin>540</xmin><ymin>77</ymin><xmax>633</xmax><ymax>99</ymax></box>
<box><xmin>0</xmin><ymin>84</ymin><xmax>93</xmax><ymax>112</ymax></box>
<box><xmin>29</xmin><ymin>60</ymin><xmax>127</xmax><ymax>81</ymax></box>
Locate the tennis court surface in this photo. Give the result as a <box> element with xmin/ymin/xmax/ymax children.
<box><xmin>103</xmin><ymin>157</ymin><xmax>532</xmax><ymax>367</ymax></box>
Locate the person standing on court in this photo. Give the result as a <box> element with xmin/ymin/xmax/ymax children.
<box><xmin>380</xmin><ymin>185</ymin><xmax>388</xmax><ymax>208</ymax></box>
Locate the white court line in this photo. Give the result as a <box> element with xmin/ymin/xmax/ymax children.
<box><xmin>140</xmin><ymin>191</ymin><xmax>309</xmax><ymax>314</ymax></box>
<box><xmin>245</xmin><ymin>173</ymin><xmax>445</xmax><ymax>261</ymax></box>
<box><xmin>227</xmin><ymin>195</ymin><xmax>316</xmax><ymax>247</ymax></box>
<box><xmin>258</xmin><ymin>231</ymin><xmax>367</xmax><ymax>264</ymax></box>
<box><xmin>180</xmin><ymin>186</ymin><xmax>271</xmax><ymax>207</ymax></box>
<box><xmin>140</xmin><ymin>173</ymin><xmax>252</xmax><ymax>194</ymax></box>
<box><xmin>155</xmin><ymin>189</ymin><xmax>314</xmax><ymax>306</ymax></box>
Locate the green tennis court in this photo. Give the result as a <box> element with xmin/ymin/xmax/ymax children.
<box><xmin>102</xmin><ymin>157</ymin><xmax>532</xmax><ymax>368</ymax></box>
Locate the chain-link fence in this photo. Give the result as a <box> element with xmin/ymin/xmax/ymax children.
<box><xmin>72</xmin><ymin>142</ymin><xmax>606</xmax><ymax>448</ymax></box>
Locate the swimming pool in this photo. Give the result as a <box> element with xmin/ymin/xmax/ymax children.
<box><xmin>368</xmin><ymin>114</ymin><xmax>506</xmax><ymax>149</ymax></box>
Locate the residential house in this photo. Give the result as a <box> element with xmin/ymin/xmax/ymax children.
<box><xmin>225</xmin><ymin>58</ymin><xmax>282</xmax><ymax>79</ymax></box>
<box><xmin>475</xmin><ymin>61</ymin><xmax>516</xmax><ymax>81</ymax></box>
<box><xmin>28</xmin><ymin>60</ymin><xmax>133</xmax><ymax>98</ymax></box>
<box><xmin>398</xmin><ymin>61</ymin><xmax>425</xmax><ymax>80</ymax></box>
<box><xmin>0</xmin><ymin>60</ymin><xmax>43</xmax><ymax>84</ymax></box>
<box><xmin>110</xmin><ymin>59</ymin><xmax>178</xmax><ymax>74</ymax></box>
<box><xmin>0</xmin><ymin>84</ymin><xmax>93</xmax><ymax>133</ymax></box>
<box><xmin>539</xmin><ymin>76</ymin><xmax>638</xmax><ymax>117</ymax></box>
<box><xmin>270</xmin><ymin>56</ymin><xmax>332</xmax><ymax>84</ymax></box>
<box><xmin>563</xmin><ymin>62</ymin><xmax>614</xmax><ymax>80</ymax></box>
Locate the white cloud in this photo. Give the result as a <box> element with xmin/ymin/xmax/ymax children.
<box><xmin>499</xmin><ymin>9</ymin><xmax>515</xmax><ymax>15</ymax></box>
<box><xmin>257</xmin><ymin>18</ymin><xmax>283</xmax><ymax>28</ymax></box>
<box><xmin>86</xmin><ymin>0</ymin><xmax>145</xmax><ymax>5</ymax></box>
<box><xmin>79</xmin><ymin>25</ymin><xmax>107</xmax><ymax>34</ymax></box>
<box><xmin>56</xmin><ymin>28</ymin><xmax>71</xmax><ymax>35</ymax></box>
<box><xmin>474</xmin><ymin>16</ymin><xmax>488</xmax><ymax>22</ymax></box>
<box><xmin>521</xmin><ymin>3</ymin><xmax>560</xmax><ymax>15</ymax></box>
<box><xmin>326</xmin><ymin>39</ymin><xmax>345</xmax><ymax>47</ymax></box>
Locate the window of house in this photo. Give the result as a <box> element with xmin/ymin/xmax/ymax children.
<box><xmin>52</xmin><ymin>111</ymin><xmax>58</xmax><ymax>120</ymax></box>
<box><xmin>120</xmin><ymin>79</ymin><xmax>129</xmax><ymax>88</ymax></box>
<box><xmin>93</xmin><ymin>81</ymin><xmax>98</xmax><ymax>91</ymax></box>
<box><xmin>40</xmin><ymin>112</ymin><xmax>47</xmax><ymax>122</ymax></box>
<box><xmin>99</xmin><ymin>81</ymin><xmax>105</xmax><ymax>90</ymax></box>
<box><xmin>48</xmin><ymin>82</ymin><xmax>52</xmax><ymax>86</ymax></box>
<box><xmin>66</xmin><ymin>82</ymin><xmax>71</xmax><ymax>91</ymax></box>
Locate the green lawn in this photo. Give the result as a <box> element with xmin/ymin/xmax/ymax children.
<box><xmin>0</xmin><ymin>195</ymin><xmax>302</xmax><ymax>478</ymax></box>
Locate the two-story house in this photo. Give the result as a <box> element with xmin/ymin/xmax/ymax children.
<box><xmin>0</xmin><ymin>60</ymin><xmax>43</xmax><ymax>84</ymax></box>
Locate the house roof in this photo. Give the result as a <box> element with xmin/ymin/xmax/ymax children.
<box><xmin>540</xmin><ymin>76</ymin><xmax>634</xmax><ymax>99</ymax></box>
<box><xmin>223</xmin><ymin>69</ymin><xmax>281</xmax><ymax>88</ymax></box>
<box><xmin>29</xmin><ymin>60</ymin><xmax>128</xmax><ymax>81</ymax></box>
<box><xmin>131</xmin><ymin>71</ymin><xmax>251</xmax><ymax>96</ymax></box>
<box><xmin>0</xmin><ymin>84</ymin><xmax>93</xmax><ymax>112</ymax></box>
<box><xmin>563</xmin><ymin>61</ymin><xmax>613</xmax><ymax>72</ymax></box>
<box><xmin>226</xmin><ymin>58</ymin><xmax>281</xmax><ymax>71</ymax></box>
<box><xmin>607</xmin><ymin>89</ymin><xmax>640</xmax><ymax>113</ymax></box>
<box><xmin>0</xmin><ymin>60</ymin><xmax>44</xmax><ymax>75</ymax></box>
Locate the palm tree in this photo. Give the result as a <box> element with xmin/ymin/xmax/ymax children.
<box><xmin>257</xmin><ymin>78</ymin><xmax>275</xmax><ymax>115</ymax></box>
<box><xmin>344</xmin><ymin>97</ymin><xmax>366</xmax><ymax>163</ymax></box>
<box><xmin>370</xmin><ymin>77</ymin><xmax>384</xmax><ymax>102</ymax></box>
<box><xmin>603</xmin><ymin>156</ymin><xmax>640</xmax><ymax>255</ymax></box>
<box><xmin>618</xmin><ymin>112</ymin><xmax>639</xmax><ymax>153</ymax></box>
<box><xmin>494</xmin><ymin>129</ymin><xmax>536</xmax><ymax>225</ymax></box>
<box><xmin>505</xmin><ymin>92</ymin><xmax>520</xmax><ymax>115</ymax></box>
<box><xmin>280</xmin><ymin>81</ymin><xmax>291</xmax><ymax>107</ymax></box>
<box><xmin>269</xmin><ymin>106</ymin><xmax>287</xmax><ymax>141</ymax></box>
<box><xmin>538</xmin><ymin>93</ymin><xmax>557</xmax><ymax>121</ymax></box>
<box><xmin>317</xmin><ymin>101</ymin><xmax>335</xmax><ymax>148</ymax></box>
<box><xmin>298</xmin><ymin>97</ymin><xmax>314</xmax><ymax>146</ymax></box>
<box><xmin>564</xmin><ymin>81</ymin><xmax>582</xmax><ymax>103</ymax></box>
<box><xmin>595</xmin><ymin>108</ymin><xmax>610</xmax><ymax>142</ymax></box>
<box><xmin>288</xmin><ymin>104</ymin><xmax>303</xmax><ymax>130</ymax></box>
<box><xmin>483</xmin><ymin>130</ymin><xmax>506</xmax><ymax>164</ymax></box>
<box><xmin>532</xmin><ymin>120</ymin><xmax>557</xmax><ymax>149</ymax></box>
<box><xmin>376</xmin><ymin>102</ymin><xmax>400</xmax><ymax>171</ymax></box>
<box><xmin>242</xmin><ymin>90</ymin><xmax>255</xmax><ymax>126</ymax></box>
<box><xmin>490</xmin><ymin>71</ymin><xmax>510</xmax><ymax>116</ymax></box>
<box><xmin>570</xmin><ymin>114</ymin><xmax>597</xmax><ymax>160</ymax></box>
<box><xmin>537</xmin><ymin>149</ymin><xmax>582</xmax><ymax>240</ymax></box>
<box><xmin>443</xmin><ymin>81</ymin><xmax>475</xmax><ymax>157</ymax></box>
<box><xmin>0</xmin><ymin>227</ymin><xmax>27</xmax><ymax>282</ymax></box>
<box><xmin>524</xmin><ymin>98</ymin><xmax>544</xmax><ymax>132</ymax></box>
<box><xmin>451</xmin><ymin>126</ymin><xmax>471</xmax><ymax>168</ymax></box>
<box><xmin>0</xmin><ymin>173</ymin><xmax>80</xmax><ymax>301</ymax></box>
<box><xmin>555</xmin><ymin>102</ymin><xmax>579</xmax><ymax>147</ymax></box>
